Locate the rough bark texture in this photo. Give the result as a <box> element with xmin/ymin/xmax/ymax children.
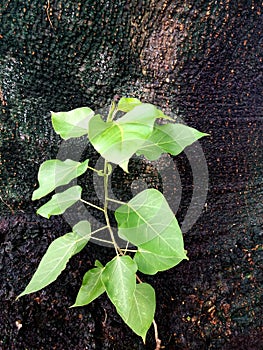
<box><xmin>0</xmin><ymin>1</ymin><xmax>262</xmax><ymax>349</ymax></box>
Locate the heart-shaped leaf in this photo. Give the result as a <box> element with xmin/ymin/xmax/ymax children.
<box><xmin>120</xmin><ymin>283</ymin><xmax>155</xmax><ymax>343</ymax></box>
<box><xmin>72</xmin><ymin>261</ymin><xmax>105</xmax><ymax>307</ymax></box>
<box><xmin>134</xmin><ymin>248</ymin><xmax>187</xmax><ymax>275</ymax></box>
<box><xmin>137</xmin><ymin>123</ymin><xmax>208</xmax><ymax>160</ymax></box>
<box><xmin>88</xmin><ymin>104</ymin><xmax>162</xmax><ymax>171</ymax></box>
<box><xmin>37</xmin><ymin>186</ymin><xmax>82</xmax><ymax>219</ymax></box>
<box><xmin>102</xmin><ymin>256</ymin><xmax>137</xmax><ymax>316</ymax></box>
<box><xmin>115</xmin><ymin>189</ymin><xmax>188</xmax><ymax>274</ymax></box>
<box><xmin>52</xmin><ymin>107</ymin><xmax>94</xmax><ymax>140</ymax></box>
<box><xmin>32</xmin><ymin>159</ymin><xmax>89</xmax><ymax>200</ymax></box>
<box><xmin>115</xmin><ymin>188</ymin><xmax>177</xmax><ymax>245</ymax></box>
<box><xmin>117</xmin><ymin>97</ymin><xmax>142</xmax><ymax>112</ymax></box>
<box><xmin>17</xmin><ymin>221</ymin><xmax>91</xmax><ymax>298</ymax></box>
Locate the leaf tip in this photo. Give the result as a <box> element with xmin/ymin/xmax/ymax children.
<box><xmin>36</xmin><ymin>208</ymin><xmax>50</xmax><ymax>219</ymax></box>
<box><xmin>119</xmin><ymin>160</ymin><xmax>129</xmax><ymax>173</ymax></box>
<box><xmin>16</xmin><ymin>290</ymin><xmax>26</xmax><ymax>300</ymax></box>
<box><xmin>140</xmin><ymin>330</ymin><xmax>149</xmax><ymax>344</ymax></box>
<box><xmin>31</xmin><ymin>192</ymin><xmax>37</xmax><ymax>201</ymax></box>
<box><xmin>95</xmin><ymin>260</ymin><xmax>104</xmax><ymax>268</ymax></box>
<box><xmin>184</xmin><ymin>250</ymin><xmax>189</xmax><ymax>260</ymax></box>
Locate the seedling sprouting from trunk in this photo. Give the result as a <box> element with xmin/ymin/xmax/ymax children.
<box><xmin>17</xmin><ymin>97</ymin><xmax>208</xmax><ymax>348</ymax></box>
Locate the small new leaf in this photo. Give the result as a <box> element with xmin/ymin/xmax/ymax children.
<box><xmin>95</xmin><ymin>260</ymin><xmax>104</xmax><ymax>268</ymax></box>
<box><xmin>117</xmin><ymin>97</ymin><xmax>142</xmax><ymax>112</ymax></box>
<box><xmin>72</xmin><ymin>263</ymin><xmax>105</xmax><ymax>307</ymax></box>
<box><xmin>17</xmin><ymin>221</ymin><xmax>91</xmax><ymax>298</ymax></box>
<box><xmin>37</xmin><ymin>186</ymin><xmax>82</xmax><ymax>219</ymax></box>
<box><xmin>32</xmin><ymin>159</ymin><xmax>89</xmax><ymax>200</ymax></box>
<box><xmin>51</xmin><ymin>107</ymin><xmax>94</xmax><ymax>140</ymax></box>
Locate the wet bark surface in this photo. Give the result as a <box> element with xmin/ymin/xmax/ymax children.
<box><xmin>1</xmin><ymin>1</ymin><xmax>262</xmax><ymax>349</ymax></box>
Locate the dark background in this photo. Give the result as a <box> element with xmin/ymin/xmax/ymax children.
<box><xmin>0</xmin><ymin>1</ymin><xmax>262</xmax><ymax>349</ymax></box>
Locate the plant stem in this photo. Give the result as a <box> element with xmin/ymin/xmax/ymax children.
<box><xmin>89</xmin><ymin>225</ymin><xmax>108</xmax><ymax>236</ymax></box>
<box><xmin>80</xmin><ymin>199</ymin><xmax>105</xmax><ymax>212</ymax></box>
<box><xmin>136</xmin><ymin>274</ymin><xmax>143</xmax><ymax>283</ymax></box>
<box><xmin>122</xmin><ymin>249</ymin><xmax>138</xmax><ymax>253</ymax></box>
<box><xmin>87</xmin><ymin>165</ymin><xmax>104</xmax><ymax>175</ymax></box>
<box><xmin>102</xmin><ymin>151</ymin><xmax>161</xmax><ymax>346</ymax></box>
<box><xmin>107</xmin><ymin>197</ymin><xmax>126</xmax><ymax>206</ymax></box>
<box><xmin>76</xmin><ymin>226</ymin><xmax>108</xmax><ymax>243</ymax></box>
<box><xmin>103</xmin><ymin>160</ymin><xmax>121</xmax><ymax>255</ymax></box>
<box><xmin>135</xmin><ymin>274</ymin><xmax>162</xmax><ymax>349</ymax></box>
<box><xmin>91</xmin><ymin>236</ymin><xmax>115</xmax><ymax>245</ymax></box>
<box><xmin>153</xmin><ymin>319</ymin><xmax>161</xmax><ymax>350</ymax></box>
<box><xmin>107</xmin><ymin>100</ymin><xmax>116</xmax><ymax>122</ymax></box>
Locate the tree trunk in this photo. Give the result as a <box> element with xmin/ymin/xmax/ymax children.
<box><xmin>0</xmin><ymin>1</ymin><xmax>262</xmax><ymax>349</ymax></box>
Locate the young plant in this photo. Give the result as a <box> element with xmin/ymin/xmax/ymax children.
<box><xmin>17</xmin><ymin>97</ymin><xmax>207</xmax><ymax>348</ymax></box>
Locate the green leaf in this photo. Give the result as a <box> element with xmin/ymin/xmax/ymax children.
<box><xmin>134</xmin><ymin>248</ymin><xmax>187</xmax><ymax>275</ymax></box>
<box><xmin>117</xmin><ymin>97</ymin><xmax>142</xmax><ymax>112</ymax></box>
<box><xmin>71</xmin><ymin>264</ymin><xmax>105</xmax><ymax>307</ymax></box>
<box><xmin>32</xmin><ymin>159</ymin><xmax>89</xmax><ymax>200</ymax></box>
<box><xmin>17</xmin><ymin>221</ymin><xmax>91</xmax><ymax>298</ymax></box>
<box><xmin>51</xmin><ymin>107</ymin><xmax>94</xmax><ymax>140</ymax></box>
<box><xmin>95</xmin><ymin>260</ymin><xmax>104</xmax><ymax>268</ymax></box>
<box><xmin>71</xmin><ymin>220</ymin><xmax>92</xmax><ymax>254</ymax></box>
<box><xmin>37</xmin><ymin>186</ymin><xmax>82</xmax><ymax>219</ymax></box>
<box><xmin>137</xmin><ymin>123</ymin><xmax>209</xmax><ymax>160</ymax></box>
<box><xmin>102</xmin><ymin>256</ymin><xmax>137</xmax><ymax>316</ymax></box>
<box><xmin>115</xmin><ymin>188</ymin><xmax>172</xmax><ymax>245</ymax></box>
<box><xmin>122</xmin><ymin>283</ymin><xmax>155</xmax><ymax>342</ymax></box>
<box><xmin>115</xmin><ymin>189</ymin><xmax>188</xmax><ymax>274</ymax></box>
<box><xmin>134</xmin><ymin>214</ymin><xmax>188</xmax><ymax>274</ymax></box>
<box><xmin>88</xmin><ymin>104</ymin><xmax>161</xmax><ymax>172</ymax></box>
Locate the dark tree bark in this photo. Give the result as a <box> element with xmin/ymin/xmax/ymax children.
<box><xmin>0</xmin><ymin>1</ymin><xmax>262</xmax><ymax>349</ymax></box>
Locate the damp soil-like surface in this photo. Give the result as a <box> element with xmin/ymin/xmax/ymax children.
<box><xmin>0</xmin><ymin>180</ymin><xmax>262</xmax><ymax>350</ymax></box>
